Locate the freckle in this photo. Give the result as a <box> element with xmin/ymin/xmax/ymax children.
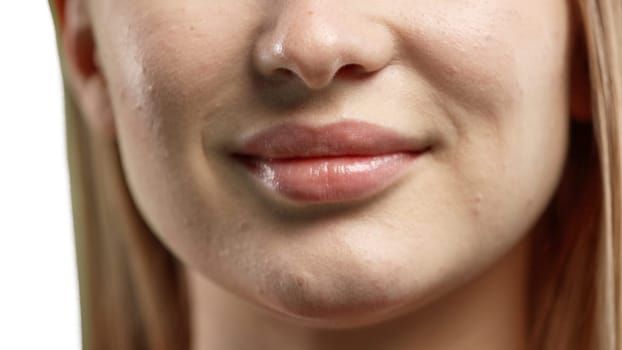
<box><xmin>236</xmin><ymin>221</ymin><xmax>251</xmax><ymax>233</ymax></box>
<box><xmin>472</xmin><ymin>193</ymin><xmax>484</xmax><ymax>218</ymax></box>
<box><xmin>295</xmin><ymin>276</ymin><xmax>306</xmax><ymax>288</ymax></box>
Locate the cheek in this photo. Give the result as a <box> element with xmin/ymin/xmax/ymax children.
<box><xmin>100</xmin><ymin>5</ymin><xmax>257</xmax><ymax>177</ymax></box>
<box><xmin>113</xmin><ymin>6</ymin><xmax>256</xmax><ymax>127</ymax></box>
<box><xmin>94</xmin><ymin>6</ymin><xmax>259</xmax><ymax>250</ymax></box>
<box><xmin>395</xmin><ymin>0</ymin><xmax>567</xmax><ymax>114</ymax></box>
<box><xmin>391</xmin><ymin>0</ymin><xmax>571</xmax><ymax>242</ymax></box>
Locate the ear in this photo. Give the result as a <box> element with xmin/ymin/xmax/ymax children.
<box><xmin>54</xmin><ymin>0</ymin><xmax>116</xmax><ymax>138</ymax></box>
<box><xmin>569</xmin><ymin>15</ymin><xmax>592</xmax><ymax>123</ymax></box>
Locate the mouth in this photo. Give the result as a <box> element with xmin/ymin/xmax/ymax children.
<box><xmin>232</xmin><ymin>121</ymin><xmax>429</xmax><ymax>203</ymax></box>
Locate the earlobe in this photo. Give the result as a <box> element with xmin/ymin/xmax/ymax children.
<box><xmin>55</xmin><ymin>0</ymin><xmax>116</xmax><ymax>138</ymax></box>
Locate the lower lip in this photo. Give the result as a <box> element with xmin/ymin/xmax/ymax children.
<box><xmin>236</xmin><ymin>152</ymin><xmax>421</xmax><ymax>202</ymax></box>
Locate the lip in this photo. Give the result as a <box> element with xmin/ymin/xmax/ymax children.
<box><xmin>232</xmin><ymin>121</ymin><xmax>428</xmax><ymax>203</ymax></box>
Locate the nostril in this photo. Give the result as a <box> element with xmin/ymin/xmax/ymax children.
<box><xmin>272</xmin><ymin>68</ymin><xmax>296</xmax><ymax>82</ymax></box>
<box><xmin>335</xmin><ymin>64</ymin><xmax>366</xmax><ymax>79</ymax></box>
<box><xmin>275</xmin><ymin>68</ymin><xmax>295</xmax><ymax>77</ymax></box>
<box><xmin>268</xmin><ymin>64</ymin><xmax>368</xmax><ymax>88</ymax></box>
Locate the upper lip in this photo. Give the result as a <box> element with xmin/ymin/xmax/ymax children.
<box><xmin>234</xmin><ymin>120</ymin><xmax>428</xmax><ymax>159</ymax></box>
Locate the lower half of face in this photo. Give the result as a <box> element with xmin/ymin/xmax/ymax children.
<box><xmin>93</xmin><ymin>0</ymin><xmax>571</xmax><ymax>327</ymax></box>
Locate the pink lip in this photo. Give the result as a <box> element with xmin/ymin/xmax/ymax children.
<box><xmin>233</xmin><ymin>121</ymin><xmax>428</xmax><ymax>202</ymax></box>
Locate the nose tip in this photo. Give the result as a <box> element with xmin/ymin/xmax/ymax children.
<box><xmin>253</xmin><ymin>5</ymin><xmax>395</xmax><ymax>90</ymax></box>
<box><xmin>254</xmin><ymin>38</ymin><xmax>349</xmax><ymax>90</ymax></box>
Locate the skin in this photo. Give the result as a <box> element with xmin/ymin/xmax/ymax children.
<box><xmin>57</xmin><ymin>0</ymin><xmax>589</xmax><ymax>348</ymax></box>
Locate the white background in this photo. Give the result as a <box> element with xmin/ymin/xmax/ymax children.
<box><xmin>0</xmin><ymin>3</ymin><xmax>80</xmax><ymax>350</ymax></box>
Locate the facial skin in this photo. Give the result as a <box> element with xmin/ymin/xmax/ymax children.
<box><xmin>59</xmin><ymin>0</ymin><xmax>584</xmax><ymax>348</ymax></box>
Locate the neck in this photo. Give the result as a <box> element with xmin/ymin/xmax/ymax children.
<box><xmin>186</xmin><ymin>235</ymin><xmax>531</xmax><ymax>350</ymax></box>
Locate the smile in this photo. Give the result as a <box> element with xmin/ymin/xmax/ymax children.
<box><xmin>232</xmin><ymin>121</ymin><xmax>429</xmax><ymax>203</ymax></box>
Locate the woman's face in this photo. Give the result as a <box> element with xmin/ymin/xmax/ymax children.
<box><xmin>86</xmin><ymin>0</ymin><xmax>572</xmax><ymax>326</ymax></box>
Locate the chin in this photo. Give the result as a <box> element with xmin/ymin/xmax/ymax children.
<box><xmin>248</xmin><ymin>263</ymin><xmax>424</xmax><ymax>330</ymax></box>
<box><xmin>262</xmin><ymin>287</ymin><xmax>417</xmax><ymax>330</ymax></box>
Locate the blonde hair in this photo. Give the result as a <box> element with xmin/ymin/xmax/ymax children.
<box><xmin>50</xmin><ymin>0</ymin><xmax>622</xmax><ymax>349</ymax></box>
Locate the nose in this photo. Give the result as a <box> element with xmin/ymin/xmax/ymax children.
<box><xmin>253</xmin><ymin>2</ymin><xmax>395</xmax><ymax>90</ymax></box>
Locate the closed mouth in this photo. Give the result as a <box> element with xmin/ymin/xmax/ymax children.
<box><xmin>232</xmin><ymin>120</ymin><xmax>429</xmax><ymax>203</ymax></box>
